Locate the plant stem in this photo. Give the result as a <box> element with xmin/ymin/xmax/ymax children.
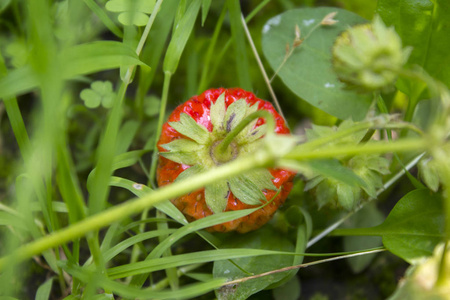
<box><xmin>287</xmin><ymin>138</ymin><xmax>428</xmax><ymax>161</ymax></box>
<box><xmin>0</xmin><ymin>150</ymin><xmax>272</xmax><ymax>270</ymax></box>
<box><xmin>150</xmin><ymin>71</ymin><xmax>172</xmax><ymax>188</ymax></box>
<box><xmin>214</xmin><ymin>110</ymin><xmax>275</xmax><ymax>161</ymax></box>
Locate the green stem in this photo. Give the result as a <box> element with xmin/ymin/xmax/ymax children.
<box><xmin>214</xmin><ymin>111</ymin><xmax>275</xmax><ymax>161</ymax></box>
<box><xmin>285</xmin><ymin>138</ymin><xmax>428</xmax><ymax>161</ymax></box>
<box><xmin>0</xmin><ymin>149</ymin><xmax>272</xmax><ymax>270</ymax></box>
<box><xmin>150</xmin><ymin>71</ymin><xmax>172</xmax><ymax>188</ymax></box>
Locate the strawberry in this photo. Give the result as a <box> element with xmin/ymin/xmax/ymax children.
<box><xmin>156</xmin><ymin>88</ymin><xmax>295</xmax><ymax>233</ymax></box>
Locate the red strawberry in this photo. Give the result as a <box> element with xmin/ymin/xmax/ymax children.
<box><xmin>156</xmin><ymin>88</ymin><xmax>295</xmax><ymax>233</ymax></box>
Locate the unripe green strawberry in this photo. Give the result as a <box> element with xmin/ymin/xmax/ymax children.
<box><xmin>156</xmin><ymin>88</ymin><xmax>295</xmax><ymax>233</ymax></box>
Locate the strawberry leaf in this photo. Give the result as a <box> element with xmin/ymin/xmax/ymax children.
<box><xmin>210</xmin><ymin>92</ymin><xmax>226</xmax><ymax>133</ymax></box>
<box><xmin>161</xmin><ymin>139</ymin><xmax>201</xmax><ymax>152</ymax></box>
<box><xmin>246</xmin><ymin>169</ymin><xmax>277</xmax><ymax>191</ymax></box>
<box><xmin>228</xmin><ymin>174</ymin><xmax>265</xmax><ymax>205</ymax></box>
<box><xmin>160</xmin><ymin>151</ymin><xmax>199</xmax><ymax>165</ymax></box>
<box><xmin>224</xmin><ymin>99</ymin><xmax>247</xmax><ymax>132</ymax></box>
<box><xmin>205</xmin><ymin>180</ymin><xmax>229</xmax><ymax>214</ymax></box>
<box><xmin>175</xmin><ymin>164</ymin><xmax>205</xmax><ymax>182</ymax></box>
<box><xmin>169</xmin><ymin>113</ymin><xmax>210</xmax><ymax>144</ymax></box>
<box><xmin>337</xmin><ymin>183</ymin><xmax>359</xmax><ymax>210</ymax></box>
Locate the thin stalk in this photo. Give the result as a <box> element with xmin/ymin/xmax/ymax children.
<box><xmin>150</xmin><ymin>71</ymin><xmax>172</xmax><ymax>188</ymax></box>
<box><xmin>0</xmin><ymin>149</ymin><xmax>272</xmax><ymax>269</ymax></box>
<box><xmin>241</xmin><ymin>14</ymin><xmax>288</xmax><ymax>128</ymax></box>
<box><xmin>286</xmin><ymin>138</ymin><xmax>427</xmax><ymax>161</ymax></box>
<box><xmin>224</xmin><ymin>248</ymin><xmax>386</xmax><ymax>286</ymax></box>
<box><xmin>214</xmin><ymin>110</ymin><xmax>275</xmax><ymax>159</ymax></box>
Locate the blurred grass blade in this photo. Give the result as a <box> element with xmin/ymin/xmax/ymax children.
<box><xmin>35</xmin><ymin>277</ymin><xmax>54</xmax><ymax>300</ymax></box>
<box><xmin>227</xmin><ymin>0</ymin><xmax>252</xmax><ymax>90</ymax></box>
<box><xmin>149</xmin><ymin>208</ymin><xmax>260</xmax><ymax>259</ymax></box>
<box><xmin>108</xmin><ymin>248</ymin><xmax>294</xmax><ymax>278</ymax></box>
<box><xmin>83</xmin><ymin>0</ymin><xmax>123</xmax><ymax>38</ymax></box>
<box><xmin>163</xmin><ymin>0</ymin><xmax>201</xmax><ymax>74</ymax></box>
<box><xmin>103</xmin><ymin>229</ymin><xmax>176</xmax><ymax>262</ymax></box>
<box><xmin>62</xmin><ymin>261</ymin><xmax>227</xmax><ymax>299</ymax></box>
<box><xmin>61</xmin><ymin>41</ymin><xmax>147</xmax><ymax>78</ymax></box>
<box><xmin>0</xmin><ymin>42</ymin><xmax>147</xmax><ymax>99</ymax></box>
<box><xmin>115</xmin><ymin>120</ymin><xmax>140</xmax><ymax>155</ymax></box>
<box><xmin>109</xmin><ymin>176</ymin><xmax>188</xmax><ymax>225</ymax></box>
<box><xmin>201</xmin><ymin>0</ymin><xmax>212</xmax><ymax>25</ymax></box>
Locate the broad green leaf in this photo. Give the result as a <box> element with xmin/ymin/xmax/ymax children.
<box><xmin>343</xmin><ymin>203</ymin><xmax>384</xmax><ymax>273</ymax></box>
<box><xmin>262</xmin><ymin>7</ymin><xmax>371</xmax><ymax>120</ymax></box>
<box><xmin>308</xmin><ymin>159</ymin><xmax>368</xmax><ymax>189</ymax></box>
<box><xmin>377</xmin><ymin>0</ymin><xmax>450</xmax><ymax>90</ymax></box>
<box><xmin>118</xmin><ymin>11</ymin><xmax>149</xmax><ymax>26</ymax></box>
<box><xmin>35</xmin><ymin>277</ymin><xmax>54</xmax><ymax>300</ymax></box>
<box><xmin>169</xmin><ymin>113</ymin><xmax>210</xmax><ymax>144</ymax></box>
<box><xmin>334</xmin><ymin>189</ymin><xmax>445</xmax><ymax>263</ymax></box>
<box><xmin>272</xmin><ymin>276</ymin><xmax>301</xmax><ymax>300</ymax></box>
<box><xmin>163</xmin><ymin>0</ymin><xmax>201</xmax><ymax>73</ymax></box>
<box><xmin>213</xmin><ymin>227</ymin><xmax>295</xmax><ymax>300</ymax></box>
<box><xmin>115</xmin><ymin>120</ymin><xmax>140</xmax><ymax>155</ymax></box>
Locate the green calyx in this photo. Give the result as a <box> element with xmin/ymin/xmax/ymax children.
<box><xmin>160</xmin><ymin>93</ymin><xmax>278</xmax><ymax>214</ymax></box>
<box><xmin>332</xmin><ymin>15</ymin><xmax>411</xmax><ymax>92</ymax></box>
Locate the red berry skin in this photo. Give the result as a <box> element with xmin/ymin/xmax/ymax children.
<box><xmin>157</xmin><ymin>88</ymin><xmax>295</xmax><ymax>233</ymax></box>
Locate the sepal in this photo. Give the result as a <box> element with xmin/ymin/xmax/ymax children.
<box><xmin>205</xmin><ymin>180</ymin><xmax>229</xmax><ymax>214</ymax></box>
<box><xmin>169</xmin><ymin>113</ymin><xmax>210</xmax><ymax>144</ymax></box>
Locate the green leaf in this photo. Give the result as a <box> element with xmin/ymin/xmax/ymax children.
<box><xmin>336</xmin><ymin>183</ymin><xmax>357</xmax><ymax>210</ymax></box>
<box><xmin>201</xmin><ymin>0</ymin><xmax>212</xmax><ymax>26</ymax></box>
<box><xmin>343</xmin><ymin>203</ymin><xmax>384</xmax><ymax>273</ymax></box>
<box><xmin>377</xmin><ymin>0</ymin><xmax>450</xmax><ymax>90</ymax></box>
<box><xmin>60</xmin><ymin>41</ymin><xmax>147</xmax><ymax>78</ymax></box>
<box><xmin>334</xmin><ymin>189</ymin><xmax>445</xmax><ymax>263</ymax></box>
<box><xmin>210</xmin><ymin>92</ymin><xmax>226</xmax><ymax>133</ymax></box>
<box><xmin>0</xmin><ymin>42</ymin><xmax>146</xmax><ymax>99</ymax></box>
<box><xmin>213</xmin><ymin>226</ymin><xmax>295</xmax><ymax>300</ymax></box>
<box><xmin>272</xmin><ymin>275</ymin><xmax>301</xmax><ymax>300</ymax></box>
<box><xmin>118</xmin><ymin>11</ymin><xmax>149</xmax><ymax>26</ymax></box>
<box><xmin>169</xmin><ymin>113</ymin><xmax>210</xmax><ymax>144</ymax></box>
<box><xmin>175</xmin><ymin>164</ymin><xmax>205</xmax><ymax>183</ymax></box>
<box><xmin>0</xmin><ymin>0</ymin><xmax>11</xmax><ymax>13</ymax></box>
<box><xmin>262</xmin><ymin>7</ymin><xmax>371</xmax><ymax>120</ymax></box>
<box><xmin>35</xmin><ymin>277</ymin><xmax>54</xmax><ymax>300</ymax></box>
<box><xmin>106</xmin><ymin>0</ymin><xmax>155</xmax><ymax>13</ymax></box>
<box><xmin>224</xmin><ymin>99</ymin><xmax>247</xmax><ymax>132</ymax></box>
<box><xmin>109</xmin><ymin>176</ymin><xmax>188</xmax><ymax>225</ymax></box>
<box><xmin>308</xmin><ymin>159</ymin><xmax>368</xmax><ymax>189</ymax></box>
<box><xmin>228</xmin><ymin>174</ymin><xmax>265</xmax><ymax>205</ymax></box>
<box><xmin>163</xmin><ymin>0</ymin><xmax>201</xmax><ymax>73</ymax></box>
<box><xmin>205</xmin><ymin>180</ymin><xmax>229</xmax><ymax>214</ymax></box>
<box><xmin>227</xmin><ymin>0</ymin><xmax>252</xmax><ymax>90</ymax></box>
<box><xmin>245</xmin><ymin>169</ymin><xmax>277</xmax><ymax>191</ymax></box>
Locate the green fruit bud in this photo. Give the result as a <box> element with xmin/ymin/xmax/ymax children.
<box><xmin>332</xmin><ymin>16</ymin><xmax>411</xmax><ymax>93</ymax></box>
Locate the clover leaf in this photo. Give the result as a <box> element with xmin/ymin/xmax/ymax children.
<box><xmin>105</xmin><ymin>0</ymin><xmax>156</xmax><ymax>26</ymax></box>
<box><xmin>80</xmin><ymin>81</ymin><xmax>115</xmax><ymax>109</ymax></box>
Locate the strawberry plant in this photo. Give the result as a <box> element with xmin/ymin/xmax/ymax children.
<box><xmin>0</xmin><ymin>0</ymin><xmax>449</xmax><ymax>299</ymax></box>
